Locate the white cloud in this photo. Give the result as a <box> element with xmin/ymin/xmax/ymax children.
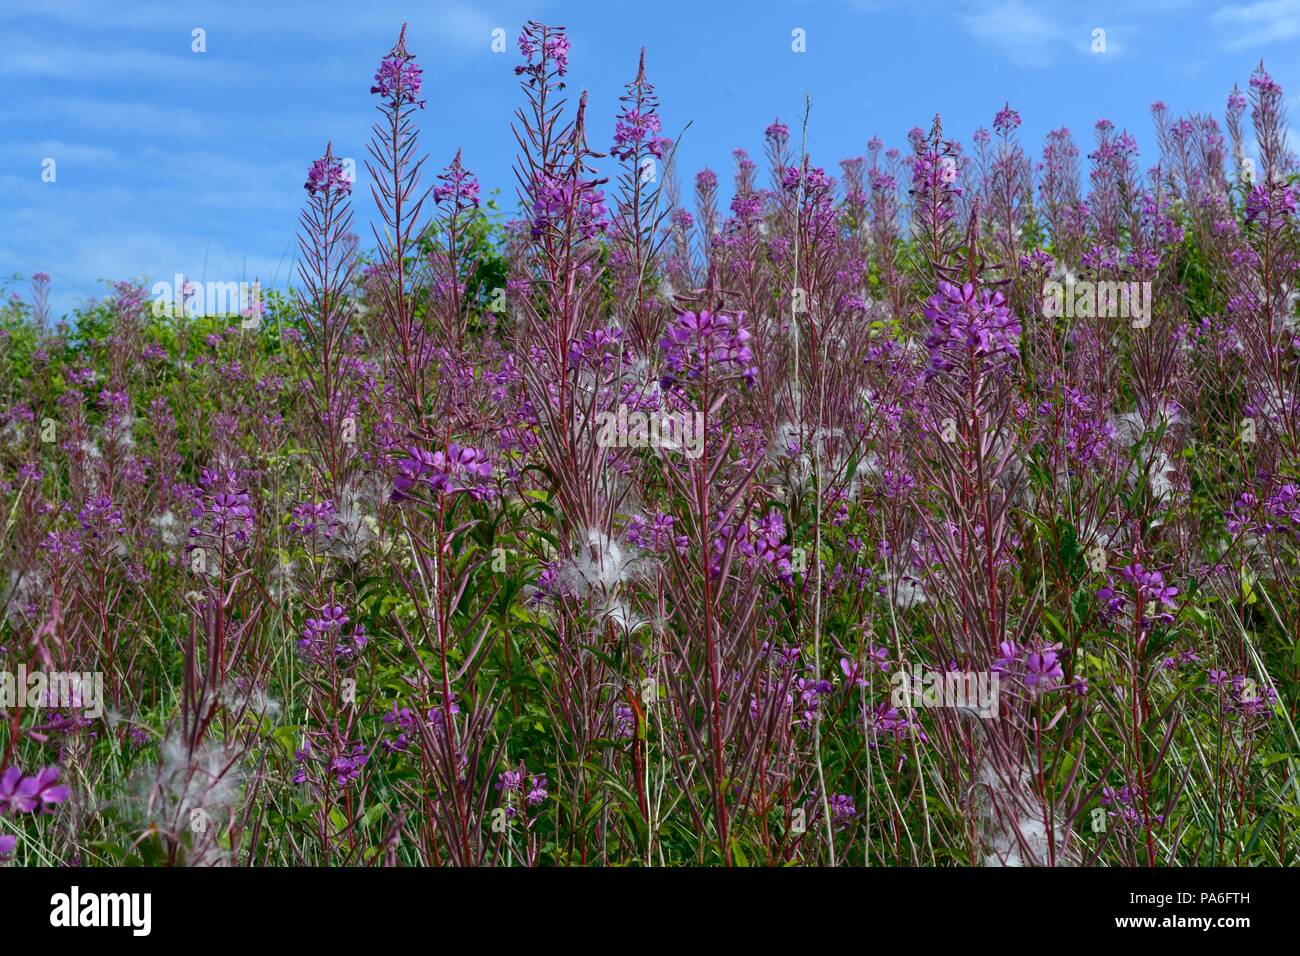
<box><xmin>0</xmin><ymin>97</ymin><xmax>207</xmax><ymax>137</ymax></box>
<box><xmin>1211</xmin><ymin>0</ymin><xmax>1300</xmax><ymax>50</ymax></box>
<box><xmin>961</xmin><ymin>0</ymin><xmax>1071</xmax><ymax>67</ymax></box>
<box><xmin>956</xmin><ymin>0</ymin><xmax>1150</xmax><ymax>65</ymax></box>
<box><xmin>0</xmin><ymin>45</ymin><xmax>199</xmax><ymax>79</ymax></box>
<box><xmin>0</xmin><ymin>140</ymin><xmax>118</xmax><ymax>163</ymax></box>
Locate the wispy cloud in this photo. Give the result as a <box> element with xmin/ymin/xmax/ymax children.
<box><xmin>956</xmin><ymin>0</ymin><xmax>1153</xmax><ymax>66</ymax></box>
<box><xmin>1210</xmin><ymin>0</ymin><xmax>1300</xmax><ymax>50</ymax></box>
<box><xmin>0</xmin><ymin>140</ymin><xmax>118</xmax><ymax>164</ymax></box>
<box><xmin>0</xmin><ymin>44</ymin><xmax>202</xmax><ymax>79</ymax></box>
<box><xmin>0</xmin><ymin>96</ymin><xmax>207</xmax><ymax>136</ymax></box>
<box><xmin>960</xmin><ymin>0</ymin><xmax>1071</xmax><ymax>67</ymax></box>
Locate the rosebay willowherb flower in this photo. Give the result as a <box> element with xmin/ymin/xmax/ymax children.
<box><xmin>1</xmin><ymin>17</ymin><xmax>1297</xmax><ymax>872</ymax></box>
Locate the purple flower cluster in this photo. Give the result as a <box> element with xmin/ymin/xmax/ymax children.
<box><xmin>613</xmin><ymin>702</ymin><xmax>635</xmax><ymax>739</ymax></box>
<box><xmin>1208</xmin><ymin>671</ymin><xmax>1278</xmax><ymax>719</ymax></box>
<box><xmin>660</xmin><ymin>309</ymin><xmax>756</xmax><ymax>386</ymax></box>
<box><xmin>40</xmin><ymin>529</ymin><xmax>84</xmax><ymax>558</ymax></box>
<box><xmin>289</xmin><ymin>499</ymin><xmax>338</xmax><ymax>538</ymax></box>
<box><xmin>712</xmin><ymin>508</ymin><xmax>794</xmax><ymax>583</ymax></box>
<box><xmin>993</xmin><ymin>641</ymin><xmax>1066</xmax><ymax>695</ymax></box>
<box><xmin>1098</xmin><ymin>562</ymin><xmax>1179</xmax><ymax>635</ymax></box>
<box><xmin>866</xmin><ymin>701</ymin><xmax>927</xmax><ymax>750</ymax></box>
<box><xmin>0</xmin><ymin>766</ymin><xmax>68</xmax><ymax>814</ymax></box>
<box><xmin>77</xmin><ymin>493</ymin><xmax>125</xmax><ymax>540</ymax></box>
<box><xmin>1123</xmin><ymin>562</ymin><xmax>1178</xmax><ymax>608</ymax></box>
<box><xmin>923</xmin><ymin>280</ymin><xmax>1022</xmax><ymax>372</ymax></box>
<box><xmin>433</xmin><ymin>152</ymin><xmax>480</xmax><ymax>210</ymax></box>
<box><xmin>568</xmin><ymin>324</ymin><xmax>625</xmax><ymax>368</ymax></box>
<box><xmin>827</xmin><ymin>793</ymin><xmax>858</xmax><ymax>831</ymax></box>
<box><xmin>294</xmin><ymin>738</ymin><xmax>369</xmax><ymax>788</ymax></box>
<box><xmin>496</xmin><ymin>766</ymin><xmax>549</xmax><ymax>815</ymax></box>
<box><xmin>839</xmin><ymin>645</ymin><xmax>891</xmax><ymax>689</ymax></box>
<box><xmin>780</xmin><ymin>164</ymin><xmax>833</xmax><ymax>195</ymax></box>
<box><xmin>371</xmin><ymin>56</ymin><xmax>423</xmax><ymax>106</ymax></box>
<box><xmin>382</xmin><ymin>700</ymin><xmax>462</xmax><ymax>752</ymax></box>
<box><xmin>1</xmin><ymin>766</ymin><xmax>68</xmax><ymax>860</ymax></box>
<box><xmin>992</xmin><ymin>103</ymin><xmax>1022</xmax><ymax>134</ymax></box>
<box><xmin>611</xmin><ymin>107</ymin><xmax>663</xmax><ymax>161</ymax></box>
<box><xmin>329</xmin><ymin>743</ymin><xmax>369</xmax><ymax>786</ymax></box>
<box><xmin>299</xmin><ymin>603</ymin><xmax>367</xmax><ymax>665</ymax></box>
<box><xmin>792</xmin><ymin>675</ymin><xmax>835</xmax><ymax>725</ymax></box>
<box><xmin>516</xmin><ymin>23</ymin><xmax>570</xmax><ymax>80</ymax></box>
<box><xmin>909</xmin><ymin>146</ymin><xmax>962</xmax><ymax>230</ymax></box>
<box><xmin>1244</xmin><ymin>183</ymin><xmax>1296</xmax><ymax>228</ymax></box>
<box><xmin>530</xmin><ymin>173</ymin><xmax>609</xmax><ymax>240</ymax></box>
<box><xmin>746</xmin><ymin>509</ymin><xmax>794</xmax><ymax>584</ymax></box>
<box><xmin>627</xmin><ymin>511</ymin><xmax>688</xmax><ymax>557</ymax></box>
<box><xmin>1101</xmin><ymin>784</ymin><xmax>1165</xmax><ymax>829</ymax></box>
<box><xmin>188</xmin><ymin>468</ymin><xmax>255</xmax><ymax>545</ymax></box>
<box><xmin>392</xmin><ymin>443</ymin><xmax>494</xmax><ymax>501</ymax></box>
<box><xmin>304</xmin><ymin>146</ymin><xmax>353</xmax><ymax>196</ymax></box>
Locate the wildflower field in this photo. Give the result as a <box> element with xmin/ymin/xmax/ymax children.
<box><xmin>2</xmin><ymin>18</ymin><xmax>1299</xmax><ymax>870</ymax></box>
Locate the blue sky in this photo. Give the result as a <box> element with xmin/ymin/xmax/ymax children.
<box><xmin>2</xmin><ymin>0</ymin><xmax>1298</xmax><ymax>318</ymax></box>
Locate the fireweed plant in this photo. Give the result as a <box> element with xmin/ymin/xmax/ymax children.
<box><xmin>0</xmin><ymin>23</ymin><xmax>1298</xmax><ymax>867</ymax></box>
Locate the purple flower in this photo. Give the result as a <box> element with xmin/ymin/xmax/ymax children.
<box><xmin>866</xmin><ymin>700</ymin><xmax>927</xmax><ymax>749</ymax></box>
<box><xmin>1024</xmin><ymin>646</ymin><xmax>1065</xmax><ymax>691</ymax></box>
<box><xmin>1097</xmin><ymin>580</ymin><xmax>1127</xmax><ymax>616</ymax></box>
<box><xmin>392</xmin><ymin>443</ymin><xmax>495</xmax><ymax>501</ymax></box>
<box><xmin>839</xmin><ymin>657</ymin><xmax>868</xmax><ymax>689</ymax></box>
<box><xmin>627</xmin><ymin>512</ymin><xmax>688</xmax><ymax>556</ymax></box>
<box><xmin>660</xmin><ymin>309</ymin><xmax>756</xmax><ymax>386</ymax></box>
<box><xmin>1103</xmin><ymin>562</ymin><xmax>1179</xmax><ymax>632</ymax></box>
<box><xmin>993</xmin><ymin>103</ymin><xmax>1022</xmax><ymax>134</ymax></box>
<box><xmin>289</xmin><ymin>500</ymin><xmax>338</xmax><ymax>538</ymax></box>
<box><xmin>530</xmin><ymin>172</ymin><xmax>609</xmax><ymax>240</ymax></box>
<box><xmin>516</xmin><ymin>22</ymin><xmax>570</xmax><ymax>81</ymax></box>
<box><xmin>1245</xmin><ymin>183</ymin><xmax>1296</xmax><ymax>227</ymax></box>
<box><xmin>1249</xmin><ymin>67</ymin><xmax>1282</xmax><ymax>98</ymax></box>
<box><xmin>0</xmin><ymin>766</ymin><xmax>69</xmax><ymax>814</ymax></box>
<box><xmin>328</xmin><ymin>743</ymin><xmax>368</xmax><ymax>786</ymax></box>
<box><xmin>304</xmin><ymin>144</ymin><xmax>353</xmax><ymax>196</ymax></box>
<box><xmin>427</xmin><ymin>697</ymin><xmax>461</xmax><ymax>731</ymax></box>
<box><xmin>764</xmin><ymin>120</ymin><xmax>790</xmax><ymax>148</ymax></box>
<box><xmin>612</xmin><ymin>108</ymin><xmax>663</xmax><ymax>161</ymax></box>
<box><xmin>0</xmin><ymin>768</ymin><xmax>23</xmax><ymax>812</ymax></box>
<box><xmin>189</xmin><ymin>468</ymin><xmax>256</xmax><ymax>544</ymax></box>
<box><xmin>299</xmin><ymin>604</ymin><xmax>366</xmax><ymax>664</ymax></box>
<box><xmin>613</xmin><ymin>703</ymin><xmax>635</xmax><ymax>739</ymax></box>
<box><xmin>433</xmin><ymin>151</ymin><xmax>480</xmax><ymax>209</ymax></box>
<box><xmin>77</xmin><ymin>494</ymin><xmax>125</xmax><ymax>539</ymax></box>
<box><xmin>994</xmin><ymin>641</ymin><xmax>1065</xmax><ymax>696</ymax></box>
<box><xmin>40</xmin><ymin>529</ymin><xmax>83</xmax><ymax>557</ymax></box>
<box><xmin>371</xmin><ymin>49</ymin><xmax>424</xmax><ymax>107</ymax></box>
<box><xmin>827</xmin><ymin>793</ymin><xmax>858</xmax><ymax>831</ymax></box>
<box><xmin>924</xmin><ymin>280</ymin><xmax>1022</xmax><ymax>372</ymax></box>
